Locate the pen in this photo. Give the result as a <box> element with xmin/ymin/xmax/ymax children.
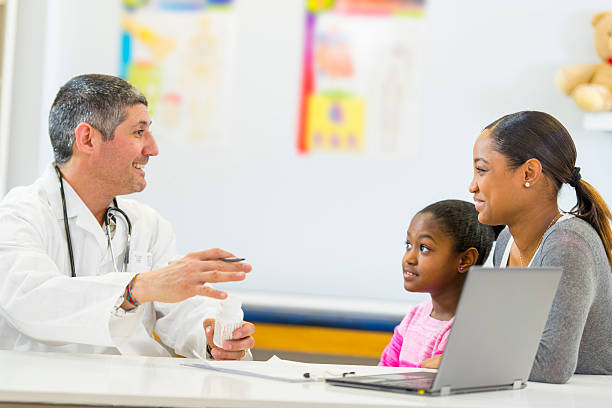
<box><xmin>303</xmin><ymin>371</ymin><xmax>355</xmax><ymax>379</ymax></box>
<box><xmin>217</xmin><ymin>257</ymin><xmax>246</xmax><ymax>262</ymax></box>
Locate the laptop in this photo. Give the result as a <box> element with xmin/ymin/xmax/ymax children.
<box><xmin>326</xmin><ymin>267</ymin><xmax>562</xmax><ymax>396</ymax></box>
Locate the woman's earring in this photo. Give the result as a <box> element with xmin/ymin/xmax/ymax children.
<box><xmin>524</xmin><ymin>182</ymin><xmax>530</xmax><ymax>188</ymax></box>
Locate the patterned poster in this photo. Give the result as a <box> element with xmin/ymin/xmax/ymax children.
<box><xmin>297</xmin><ymin>0</ymin><xmax>426</xmax><ymax>155</ymax></box>
<box><xmin>121</xmin><ymin>0</ymin><xmax>235</xmax><ymax>147</ymax></box>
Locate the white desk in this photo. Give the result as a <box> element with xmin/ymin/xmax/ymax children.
<box><xmin>0</xmin><ymin>350</ymin><xmax>610</xmax><ymax>408</ymax></box>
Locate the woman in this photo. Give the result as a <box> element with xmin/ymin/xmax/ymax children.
<box><xmin>469</xmin><ymin>111</ymin><xmax>612</xmax><ymax>383</ymax></box>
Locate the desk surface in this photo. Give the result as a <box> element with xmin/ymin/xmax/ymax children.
<box><xmin>0</xmin><ymin>351</ymin><xmax>610</xmax><ymax>408</ymax></box>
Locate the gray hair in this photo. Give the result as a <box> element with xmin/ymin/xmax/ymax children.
<box><xmin>49</xmin><ymin>74</ymin><xmax>148</xmax><ymax>164</ymax></box>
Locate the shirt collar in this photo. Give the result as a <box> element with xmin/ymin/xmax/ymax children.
<box><xmin>41</xmin><ymin>163</ymin><xmax>71</xmax><ymax>220</ymax></box>
<box><xmin>42</xmin><ymin>164</ymin><xmax>107</xmax><ymax>220</ymax></box>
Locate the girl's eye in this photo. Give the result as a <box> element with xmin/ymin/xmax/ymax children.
<box><xmin>420</xmin><ymin>244</ymin><xmax>430</xmax><ymax>253</ymax></box>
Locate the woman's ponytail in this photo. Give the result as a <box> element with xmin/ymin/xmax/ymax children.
<box><xmin>571</xmin><ymin>178</ymin><xmax>612</xmax><ymax>268</ymax></box>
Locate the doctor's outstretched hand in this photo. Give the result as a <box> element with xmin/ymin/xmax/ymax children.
<box><xmin>128</xmin><ymin>248</ymin><xmax>251</xmax><ymax>306</ymax></box>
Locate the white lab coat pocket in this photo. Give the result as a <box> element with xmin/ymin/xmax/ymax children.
<box><xmin>129</xmin><ymin>251</ymin><xmax>153</xmax><ymax>273</ymax></box>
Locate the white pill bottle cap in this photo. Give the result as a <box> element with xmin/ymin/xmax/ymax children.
<box><xmin>216</xmin><ymin>295</ymin><xmax>243</xmax><ymax>320</ymax></box>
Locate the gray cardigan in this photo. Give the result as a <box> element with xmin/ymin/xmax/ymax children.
<box><xmin>494</xmin><ymin>216</ymin><xmax>612</xmax><ymax>383</ymax></box>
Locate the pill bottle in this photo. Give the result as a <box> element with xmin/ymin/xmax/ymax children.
<box><xmin>213</xmin><ymin>296</ymin><xmax>244</xmax><ymax>348</ymax></box>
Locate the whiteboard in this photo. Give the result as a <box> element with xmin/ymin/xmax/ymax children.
<box><xmin>31</xmin><ymin>0</ymin><xmax>612</xmax><ymax>302</ymax></box>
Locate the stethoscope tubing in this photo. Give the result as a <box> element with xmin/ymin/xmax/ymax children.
<box><xmin>55</xmin><ymin>165</ymin><xmax>76</xmax><ymax>277</ymax></box>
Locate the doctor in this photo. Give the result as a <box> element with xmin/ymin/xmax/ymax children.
<box><xmin>0</xmin><ymin>74</ymin><xmax>255</xmax><ymax>360</ymax></box>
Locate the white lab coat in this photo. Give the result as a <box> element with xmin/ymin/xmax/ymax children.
<box><xmin>0</xmin><ymin>164</ymin><xmax>217</xmax><ymax>358</ymax></box>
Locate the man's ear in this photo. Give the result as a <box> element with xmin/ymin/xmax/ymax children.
<box><xmin>521</xmin><ymin>158</ymin><xmax>543</xmax><ymax>187</ymax></box>
<box><xmin>73</xmin><ymin>122</ymin><xmax>97</xmax><ymax>155</ymax></box>
<box><xmin>458</xmin><ymin>247</ymin><xmax>479</xmax><ymax>274</ymax></box>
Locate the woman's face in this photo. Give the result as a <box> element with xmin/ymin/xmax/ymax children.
<box><xmin>469</xmin><ymin>131</ymin><xmax>524</xmax><ymax>226</ymax></box>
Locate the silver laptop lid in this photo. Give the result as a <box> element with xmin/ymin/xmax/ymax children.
<box><xmin>431</xmin><ymin>266</ymin><xmax>562</xmax><ymax>393</ymax></box>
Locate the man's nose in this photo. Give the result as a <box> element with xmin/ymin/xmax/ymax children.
<box><xmin>145</xmin><ymin>133</ymin><xmax>159</xmax><ymax>156</ymax></box>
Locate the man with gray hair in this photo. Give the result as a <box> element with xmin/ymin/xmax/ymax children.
<box><xmin>0</xmin><ymin>74</ymin><xmax>255</xmax><ymax>359</ymax></box>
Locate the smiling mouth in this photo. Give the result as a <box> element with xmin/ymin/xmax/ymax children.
<box><xmin>473</xmin><ymin>197</ymin><xmax>485</xmax><ymax>210</ymax></box>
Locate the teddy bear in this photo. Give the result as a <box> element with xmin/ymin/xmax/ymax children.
<box><xmin>555</xmin><ymin>11</ymin><xmax>612</xmax><ymax>112</ymax></box>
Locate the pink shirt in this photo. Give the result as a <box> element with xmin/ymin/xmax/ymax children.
<box><xmin>379</xmin><ymin>301</ymin><xmax>454</xmax><ymax>367</ymax></box>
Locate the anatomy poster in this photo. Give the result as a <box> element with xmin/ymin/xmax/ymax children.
<box><xmin>298</xmin><ymin>0</ymin><xmax>426</xmax><ymax>156</ymax></box>
<box><xmin>121</xmin><ymin>0</ymin><xmax>235</xmax><ymax>147</ymax></box>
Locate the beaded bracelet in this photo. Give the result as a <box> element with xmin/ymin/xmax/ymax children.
<box><xmin>124</xmin><ymin>274</ymin><xmax>140</xmax><ymax>307</ymax></box>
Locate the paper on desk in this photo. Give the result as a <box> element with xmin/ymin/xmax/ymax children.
<box><xmin>184</xmin><ymin>356</ymin><xmax>399</xmax><ymax>383</ymax></box>
<box><xmin>185</xmin><ymin>356</ymin><xmax>328</xmax><ymax>383</ymax></box>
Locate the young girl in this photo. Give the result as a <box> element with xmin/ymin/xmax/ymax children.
<box><xmin>379</xmin><ymin>199</ymin><xmax>494</xmax><ymax>368</ymax></box>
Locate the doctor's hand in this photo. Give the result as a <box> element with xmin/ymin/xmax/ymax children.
<box><xmin>204</xmin><ymin>318</ymin><xmax>255</xmax><ymax>360</ymax></box>
<box><xmin>130</xmin><ymin>249</ymin><xmax>251</xmax><ymax>304</ymax></box>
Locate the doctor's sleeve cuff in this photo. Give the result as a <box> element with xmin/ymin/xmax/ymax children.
<box><xmin>180</xmin><ymin>317</ymin><xmax>209</xmax><ymax>359</ymax></box>
<box><xmin>109</xmin><ymin>294</ymin><xmax>145</xmax><ymax>345</ymax></box>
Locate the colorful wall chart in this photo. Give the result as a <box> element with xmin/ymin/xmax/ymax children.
<box><xmin>298</xmin><ymin>0</ymin><xmax>426</xmax><ymax>155</ymax></box>
<box><xmin>121</xmin><ymin>0</ymin><xmax>235</xmax><ymax>147</ymax></box>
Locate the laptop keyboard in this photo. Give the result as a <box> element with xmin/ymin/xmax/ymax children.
<box><xmin>338</xmin><ymin>372</ymin><xmax>436</xmax><ymax>390</ymax></box>
<box><xmin>381</xmin><ymin>372</ymin><xmax>435</xmax><ymax>389</ymax></box>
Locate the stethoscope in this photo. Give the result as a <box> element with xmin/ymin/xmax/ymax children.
<box><xmin>54</xmin><ymin>165</ymin><xmax>132</xmax><ymax>277</ymax></box>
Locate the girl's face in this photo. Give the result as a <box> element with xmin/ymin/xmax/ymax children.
<box><xmin>469</xmin><ymin>131</ymin><xmax>524</xmax><ymax>226</ymax></box>
<box><xmin>402</xmin><ymin>212</ymin><xmax>462</xmax><ymax>295</ymax></box>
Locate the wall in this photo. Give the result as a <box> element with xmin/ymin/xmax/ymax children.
<box><xmin>0</xmin><ymin>0</ymin><xmax>11</xmax><ymax>195</ymax></box>
<box><xmin>5</xmin><ymin>0</ymin><xmax>612</xmax><ymax>303</ymax></box>
<box><xmin>1</xmin><ymin>0</ymin><xmax>45</xmax><ymax>193</ymax></box>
